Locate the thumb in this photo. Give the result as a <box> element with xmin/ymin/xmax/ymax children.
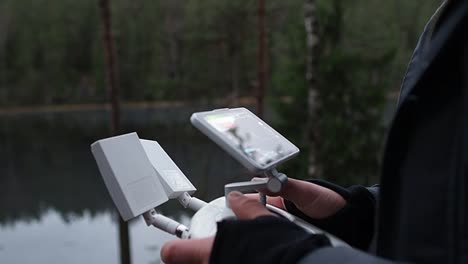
<box><xmin>280</xmin><ymin>178</ymin><xmax>346</xmax><ymax>219</ymax></box>
<box><xmin>161</xmin><ymin>237</ymin><xmax>214</xmax><ymax>264</ymax></box>
<box><xmin>228</xmin><ymin>191</ymin><xmax>274</xmax><ymax>220</ymax></box>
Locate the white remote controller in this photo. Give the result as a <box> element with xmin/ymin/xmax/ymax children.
<box><xmin>190</xmin><ymin>197</ymin><xmax>349</xmax><ymax>247</ymax></box>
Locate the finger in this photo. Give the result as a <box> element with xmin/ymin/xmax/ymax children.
<box><xmin>279</xmin><ymin>178</ymin><xmax>346</xmax><ymax>219</ymax></box>
<box><xmin>244</xmin><ymin>193</ymin><xmax>286</xmax><ymax>210</ymax></box>
<box><xmin>161</xmin><ymin>237</ymin><xmax>214</xmax><ymax>264</ymax></box>
<box><xmin>228</xmin><ymin>191</ymin><xmax>274</xmax><ymax>220</ymax></box>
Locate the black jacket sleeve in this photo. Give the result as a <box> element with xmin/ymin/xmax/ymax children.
<box><xmin>208</xmin><ymin>214</ymin><xmax>400</xmax><ymax>264</ymax></box>
<box><xmin>207</xmin><ymin>182</ymin><xmax>395</xmax><ymax>264</ymax></box>
<box><xmin>209</xmin><ymin>216</ymin><xmax>331</xmax><ymax>264</ymax></box>
<box><xmin>209</xmin><ymin>179</ymin><xmax>379</xmax><ymax>264</ymax></box>
<box><xmin>283</xmin><ymin>179</ymin><xmax>379</xmax><ymax>250</ymax></box>
<box><xmin>298</xmin><ymin>246</ymin><xmax>395</xmax><ymax>264</ymax></box>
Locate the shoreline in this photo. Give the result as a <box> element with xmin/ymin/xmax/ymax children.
<box><xmin>0</xmin><ymin>97</ymin><xmax>258</xmax><ymax>116</ymax></box>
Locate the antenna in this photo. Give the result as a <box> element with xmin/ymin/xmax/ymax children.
<box><xmin>91</xmin><ymin>132</ymin><xmax>206</xmax><ymax>238</ymax></box>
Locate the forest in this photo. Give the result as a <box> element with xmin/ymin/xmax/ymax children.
<box><xmin>0</xmin><ymin>0</ymin><xmax>442</xmax><ymax>183</ymax></box>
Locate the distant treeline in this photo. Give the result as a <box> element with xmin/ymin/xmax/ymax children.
<box><xmin>0</xmin><ymin>0</ymin><xmax>439</xmax><ymax>107</ymax></box>
<box><xmin>0</xmin><ymin>0</ymin><xmax>442</xmax><ymax>184</ymax></box>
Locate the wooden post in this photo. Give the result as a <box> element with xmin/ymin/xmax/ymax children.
<box><xmin>98</xmin><ymin>1</ymin><xmax>130</xmax><ymax>264</ymax></box>
<box><xmin>256</xmin><ymin>0</ymin><xmax>267</xmax><ymax>118</ymax></box>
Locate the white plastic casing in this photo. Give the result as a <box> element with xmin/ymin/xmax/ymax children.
<box><xmin>91</xmin><ymin>133</ymin><xmax>169</xmax><ymax>221</ymax></box>
<box><xmin>140</xmin><ymin>139</ymin><xmax>196</xmax><ymax>199</ymax></box>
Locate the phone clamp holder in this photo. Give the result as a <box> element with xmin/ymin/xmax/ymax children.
<box><xmin>224</xmin><ymin>168</ymin><xmax>288</xmax><ymax>206</ymax></box>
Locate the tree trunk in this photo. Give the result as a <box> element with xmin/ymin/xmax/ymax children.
<box><xmin>98</xmin><ymin>0</ymin><xmax>121</xmax><ymax>135</ymax></box>
<box><xmin>98</xmin><ymin>1</ymin><xmax>129</xmax><ymax>264</ymax></box>
<box><xmin>164</xmin><ymin>0</ymin><xmax>184</xmax><ymax>82</ymax></box>
<box><xmin>231</xmin><ymin>50</ymin><xmax>240</xmax><ymax>105</ymax></box>
<box><xmin>0</xmin><ymin>2</ymin><xmax>10</xmax><ymax>105</ymax></box>
<box><xmin>304</xmin><ymin>0</ymin><xmax>321</xmax><ymax>178</ymax></box>
<box><xmin>256</xmin><ymin>0</ymin><xmax>267</xmax><ymax>118</ymax></box>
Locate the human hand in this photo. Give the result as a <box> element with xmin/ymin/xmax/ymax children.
<box><xmin>160</xmin><ymin>191</ymin><xmax>274</xmax><ymax>264</ymax></box>
<box><xmin>249</xmin><ymin>177</ymin><xmax>346</xmax><ymax>219</ymax></box>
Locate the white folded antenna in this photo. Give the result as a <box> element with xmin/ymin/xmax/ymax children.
<box><xmin>91</xmin><ymin>132</ymin><xmax>207</xmax><ymax>239</ymax></box>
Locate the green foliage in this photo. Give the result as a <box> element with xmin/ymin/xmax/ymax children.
<box><xmin>269</xmin><ymin>0</ymin><xmax>440</xmax><ymax>185</ymax></box>
<box><xmin>0</xmin><ymin>0</ymin><xmax>441</xmax><ymax>106</ymax></box>
<box><xmin>0</xmin><ymin>0</ymin><xmax>442</xmax><ymax>185</ymax></box>
<box><xmin>0</xmin><ymin>0</ymin><xmax>257</xmax><ymax>105</ymax></box>
<box><xmin>0</xmin><ymin>0</ymin><xmax>104</xmax><ymax>105</ymax></box>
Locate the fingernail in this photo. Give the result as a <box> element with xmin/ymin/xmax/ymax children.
<box><xmin>228</xmin><ymin>191</ymin><xmax>242</xmax><ymax>199</ymax></box>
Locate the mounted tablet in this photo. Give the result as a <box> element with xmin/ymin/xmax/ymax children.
<box><xmin>191</xmin><ymin>107</ymin><xmax>299</xmax><ymax>173</ymax></box>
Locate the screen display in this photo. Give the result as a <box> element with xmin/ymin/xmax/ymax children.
<box><xmin>204</xmin><ymin>111</ymin><xmax>297</xmax><ymax>167</ymax></box>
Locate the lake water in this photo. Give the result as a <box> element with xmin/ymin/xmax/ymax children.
<box><xmin>0</xmin><ymin>102</ymin><xmax>394</xmax><ymax>263</ymax></box>
<box><xmin>0</xmin><ymin>105</ymin><xmax>252</xmax><ymax>264</ymax></box>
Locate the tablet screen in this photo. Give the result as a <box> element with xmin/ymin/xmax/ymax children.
<box><xmin>204</xmin><ymin>110</ymin><xmax>297</xmax><ymax>167</ymax></box>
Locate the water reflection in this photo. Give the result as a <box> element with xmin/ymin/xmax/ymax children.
<box><xmin>0</xmin><ymin>210</ymin><xmax>121</xmax><ymax>264</ymax></box>
<box><xmin>0</xmin><ymin>106</ymin><xmax>248</xmax><ymax>263</ymax></box>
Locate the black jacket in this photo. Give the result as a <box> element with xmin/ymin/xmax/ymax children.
<box><xmin>210</xmin><ymin>1</ymin><xmax>468</xmax><ymax>263</ymax></box>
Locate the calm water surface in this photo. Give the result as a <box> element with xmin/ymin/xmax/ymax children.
<box><xmin>0</xmin><ymin>106</ymin><xmax>249</xmax><ymax>263</ymax></box>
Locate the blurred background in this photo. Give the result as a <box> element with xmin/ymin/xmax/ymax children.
<box><xmin>0</xmin><ymin>0</ymin><xmax>442</xmax><ymax>263</ymax></box>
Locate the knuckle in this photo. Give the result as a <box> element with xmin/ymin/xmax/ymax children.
<box><xmin>233</xmin><ymin>196</ymin><xmax>255</xmax><ymax>209</ymax></box>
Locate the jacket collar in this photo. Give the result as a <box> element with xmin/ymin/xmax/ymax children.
<box><xmin>397</xmin><ymin>1</ymin><xmax>468</xmax><ymax>108</ymax></box>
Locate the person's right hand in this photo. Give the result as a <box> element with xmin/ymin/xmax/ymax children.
<box><xmin>161</xmin><ymin>191</ymin><xmax>275</xmax><ymax>264</ymax></box>
<box><xmin>249</xmin><ymin>178</ymin><xmax>346</xmax><ymax>219</ymax></box>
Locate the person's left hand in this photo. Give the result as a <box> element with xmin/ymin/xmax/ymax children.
<box><xmin>160</xmin><ymin>191</ymin><xmax>274</xmax><ymax>264</ymax></box>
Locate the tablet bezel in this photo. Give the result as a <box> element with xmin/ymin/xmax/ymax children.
<box><xmin>190</xmin><ymin>107</ymin><xmax>299</xmax><ymax>173</ymax></box>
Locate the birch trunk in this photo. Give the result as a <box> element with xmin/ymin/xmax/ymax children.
<box><xmin>256</xmin><ymin>0</ymin><xmax>267</xmax><ymax>118</ymax></box>
<box><xmin>304</xmin><ymin>0</ymin><xmax>321</xmax><ymax>178</ymax></box>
